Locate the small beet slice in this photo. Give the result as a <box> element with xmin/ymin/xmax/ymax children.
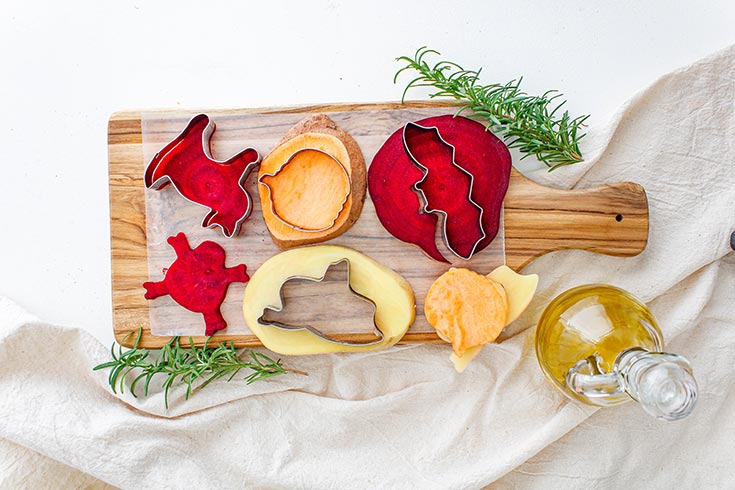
<box><xmin>143</xmin><ymin>232</ymin><xmax>249</xmax><ymax>335</ymax></box>
<box><xmin>403</xmin><ymin>122</ymin><xmax>485</xmax><ymax>260</ymax></box>
<box><xmin>368</xmin><ymin>128</ymin><xmax>447</xmax><ymax>263</ymax></box>
<box><xmin>369</xmin><ymin>115</ymin><xmax>511</xmax><ymax>262</ymax></box>
<box><xmin>145</xmin><ymin>114</ymin><xmax>261</xmax><ymax>238</ymax></box>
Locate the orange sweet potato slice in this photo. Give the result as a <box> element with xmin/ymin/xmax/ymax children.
<box><xmin>425</xmin><ymin>268</ymin><xmax>508</xmax><ymax>356</ymax></box>
<box><xmin>258</xmin><ymin>115</ymin><xmax>366</xmax><ymax>248</ymax></box>
<box><xmin>260</xmin><ymin>148</ymin><xmax>350</xmax><ymax>231</ymax></box>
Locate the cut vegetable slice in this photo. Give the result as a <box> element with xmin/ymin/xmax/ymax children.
<box><xmin>144</xmin><ymin>114</ymin><xmax>261</xmax><ymax>238</ymax></box>
<box><xmin>421</xmin><ymin>116</ymin><xmax>511</xmax><ymax>253</ymax></box>
<box><xmin>403</xmin><ymin>122</ymin><xmax>485</xmax><ymax>259</ymax></box>
<box><xmin>487</xmin><ymin>265</ymin><xmax>539</xmax><ymax>325</ymax></box>
<box><xmin>143</xmin><ymin>233</ymin><xmax>249</xmax><ymax>336</ymax></box>
<box><xmin>424</xmin><ymin>268</ymin><xmax>508</xmax><ymax>356</ymax></box>
<box><xmin>243</xmin><ymin>245</ymin><xmax>415</xmax><ymax>355</ymax></box>
<box><xmin>369</xmin><ymin>114</ymin><xmax>511</xmax><ymax>262</ymax></box>
<box><xmin>258</xmin><ymin>115</ymin><xmax>366</xmax><ymax>248</ymax></box>
<box><xmin>368</xmin><ymin>127</ymin><xmax>445</xmax><ymax>262</ymax></box>
<box><xmin>260</xmin><ymin>148</ymin><xmax>350</xmax><ymax>231</ymax></box>
<box><xmin>427</xmin><ymin>265</ymin><xmax>539</xmax><ymax>371</ymax></box>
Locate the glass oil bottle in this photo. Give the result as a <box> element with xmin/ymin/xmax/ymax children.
<box><xmin>535</xmin><ymin>285</ymin><xmax>697</xmax><ymax>421</ymax></box>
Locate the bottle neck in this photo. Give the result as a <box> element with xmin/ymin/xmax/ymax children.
<box><xmin>566</xmin><ymin>347</ymin><xmax>698</xmax><ymax>420</ymax></box>
<box><xmin>615</xmin><ymin>348</ymin><xmax>698</xmax><ymax>421</ymax></box>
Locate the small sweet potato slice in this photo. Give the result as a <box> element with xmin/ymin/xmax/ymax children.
<box><xmin>425</xmin><ymin>268</ymin><xmax>508</xmax><ymax>356</ymax></box>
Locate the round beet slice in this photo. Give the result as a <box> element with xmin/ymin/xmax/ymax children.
<box><xmin>368</xmin><ymin>126</ymin><xmax>447</xmax><ymax>263</ymax></box>
<box><xmin>368</xmin><ymin>114</ymin><xmax>511</xmax><ymax>262</ymax></box>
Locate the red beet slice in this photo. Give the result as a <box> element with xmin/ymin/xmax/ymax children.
<box><xmin>145</xmin><ymin>114</ymin><xmax>261</xmax><ymax>238</ymax></box>
<box><xmin>143</xmin><ymin>232</ymin><xmax>249</xmax><ymax>336</ymax></box>
<box><xmin>403</xmin><ymin>122</ymin><xmax>485</xmax><ymax>259</ymax></box>
<box><xmin>368</xmin><ymin>127</ymin><xmax>447</xmax><ymax>263</ymax></box>
<box><xmin>369</xmin><ymin>115</ymin><xmax>511</xmax><ymax>262</ymax></box>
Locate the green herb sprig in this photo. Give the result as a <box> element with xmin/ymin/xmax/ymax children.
<box><xmin>93</xmin><ymin>329</ymin><xmax>304</xmax><ymax>408</ymax></box>
<box><xmin>395</xmin><ymin>47</ymin><xmax>590</xmax><ymax>170</ymax></box>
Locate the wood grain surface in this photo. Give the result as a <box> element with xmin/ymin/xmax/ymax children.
<box><xmin>109</xmin><ymin>102</ymin><xmax>648</xmax><ymax>348</ymax></box>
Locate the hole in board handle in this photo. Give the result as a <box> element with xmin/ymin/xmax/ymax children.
<box><xmin>615</xmin><ymin>214</ymin><xmax>623</xmax><ymax>222</ymax></box>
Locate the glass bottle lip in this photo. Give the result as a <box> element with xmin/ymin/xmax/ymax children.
<box><xmin>617</xmin><ymin>350</ymin><xmax>698</xmax><ymax>421</ymax></box>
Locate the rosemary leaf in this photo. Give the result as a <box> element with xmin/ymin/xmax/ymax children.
<box><xmin>93</xmin><ymin>329</ymin><xmax>302</xmax><ymax>408</ymax></box>
<box><xmin>395</xmin><ymin>47</ymin><xmax>589</xmax><ymax>170</ymax></box>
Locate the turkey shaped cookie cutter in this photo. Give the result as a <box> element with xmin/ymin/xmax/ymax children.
<box><xmin>402</xmin><ymin>121</ymin><xmax>486</xmax><ymax>260</ymax></box>
<box><xmin>144</xmin><ymin>114</ymin><xmax>261</xmax><ymax>238</ymax></box>
<box><xmin>257</xmin><ymin>147</ymin><xmax>351</xmax><ymax>233</ymax></box>
<box><xmin>258</xmin><ymin>258</ymin><xmax>383</xmax><ymax>346</ymax></box>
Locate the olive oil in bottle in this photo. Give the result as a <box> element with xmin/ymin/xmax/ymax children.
<box><xmin>535</xmin><ymin>284</ymin><xmax>697</xmax><ymax>421</ymax></box>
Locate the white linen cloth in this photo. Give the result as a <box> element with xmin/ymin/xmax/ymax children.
<box><xmin>1</xmin><ymin>47</ymin><xmax>734</xmax><ymax>490</ymax></box>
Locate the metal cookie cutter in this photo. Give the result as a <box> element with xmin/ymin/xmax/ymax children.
<box><xmin>402</xmin><ymin>121</ymin><xmax>487</xmax><ymax>260</ymax></box>
<box><xmin>145</xmin><ymin>113</ymin><xmax>262</xmax><ymax>238</ymax></box>
<box><xmin>258</xmin><ymin>258</ymin><xmax>384</xmax><ymax>346</ymax></box>
<box><xmin>258</xmin><ymin>148</ymin><xmax>351</xmax><ymax>233</ymax></box>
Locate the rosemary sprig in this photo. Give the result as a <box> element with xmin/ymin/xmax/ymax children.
<box><xmin>395</xmin><ymin>47</ymin><xmax>590</xmax><ymax>170</ymax></box>
<box><xmin>93</xmin><ymin>329</ymin><xmax>303</xmax><ymax>408</ymax></box>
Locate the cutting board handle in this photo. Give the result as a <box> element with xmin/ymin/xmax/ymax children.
<box><xmin>504</xmin><ymin>170</ymin><xmax>649</xmax><ymax>270</ymax></box>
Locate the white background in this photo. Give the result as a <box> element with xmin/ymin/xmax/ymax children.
<box><xmin>1</xmin><ymin>0</ymin><xmax>733</xmax><ymax>346</ymax></box>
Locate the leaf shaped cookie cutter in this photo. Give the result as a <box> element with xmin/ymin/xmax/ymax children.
<box><xmin>257</xmin><ymin>147</ymin><xmax>351</xmax><ymax>233</ymax></box>
<box><xmin>402</xmin><ymin>121</ymin><xmax>487</xmax><ymax>260</ymax></box>
<box><xmin>258</xmin><ymin>258</ymin><xmax>384</xmax><ymax>346</ymax></box>
<box><xmin>145</xmin><ymin>114</ymin><xmax>261</xmax><ymax>238</ymax></box>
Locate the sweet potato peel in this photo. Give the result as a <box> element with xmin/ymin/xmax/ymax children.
<box><xmin>369</xmin><ymin>114</ymin><xmax>511</xmax><ymax>262</ymax></box>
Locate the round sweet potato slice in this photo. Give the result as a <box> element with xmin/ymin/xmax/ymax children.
<box><xmin>258</xmin><ymin>115</ymin><xmax>366</xmax><ymax>248</ymax></box>
<box><xmin>260</xmin><ymin>148</ymin><xmax>350</xmax><ymax>231</ymax></box>
<box><xmin>425</xmin><ymin>268</ymin><xmax>508</xmax><ymax>356</ymax></box>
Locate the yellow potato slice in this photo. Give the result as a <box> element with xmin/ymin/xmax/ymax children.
<box><xmin>487</xmin><ymin>265</ymin><xmax>539</xmax><ymax>325</ymax></box>
<box><xmin>243</xmin><ymin>245</ymin><xmax>415</xmax><ymax>355</ymax></box>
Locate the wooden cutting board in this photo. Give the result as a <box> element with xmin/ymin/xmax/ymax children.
<box><xmin>109</xmin><ymin>102</ymin><xmax>648</xmax><ymax>348</ymax></box>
